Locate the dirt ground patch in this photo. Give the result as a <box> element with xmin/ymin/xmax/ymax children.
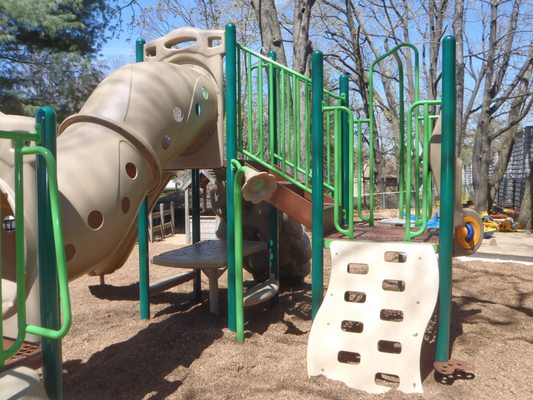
<box><xmin>62</xmin><ymin>239</ymin><xmax>533</xmax><ymax>399</ymax></box>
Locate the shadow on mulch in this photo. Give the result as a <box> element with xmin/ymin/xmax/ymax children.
<box><xmin>243</xmin><ymin>280</ymin><xmax>312</xmax><ymax>338</ymax></box>
<box><xmin>65</xmin><ymin>281</ymin><xmax>226</xmax><ymax>400</ymax></box>
<box><xmin>65</xmin><ymin>280</ymin><xmax>313</xmax><ymax>399</ymax></box>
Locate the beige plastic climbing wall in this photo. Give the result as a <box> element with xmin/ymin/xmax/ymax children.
<box><xmin>307</xmin><ymin>241</ymin><xmax>439</xmax><ymax>394</ymax></box>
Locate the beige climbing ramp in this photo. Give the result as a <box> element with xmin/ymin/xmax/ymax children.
<box><xmin>307</xmin><ymin>241</ymin><xmax>439</xmax><ymax>394</ymax></box>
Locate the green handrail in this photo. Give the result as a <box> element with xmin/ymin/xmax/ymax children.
<box><xmin>0</xmin><ymin>137</ymin><xmax>71</xmax><ymax>366</ymax></box>
<box><xmin>324</xmin><ymin>105</ymin><xmax>354</xmax><ymax>239</ymax></box>
<box><xmin>235</xmin><ymin>44</ymin><xmax>351</xmax><ymax>238</ymax></box>
<box><xmin>404</xmin><ymin>100</ymin><xmax>441</xmax><ymax>241</ymax></box>
<box><xmin>368</xmin><ymin>43</ymin><xmax>420</xmax><ymax>225</ymax></box>
<box><xmin>23</xmin><ymin>145</ymin><xmax>71</xmax><ymax>339</ymax></box>
<box><xmin>356</xmin><ymin>118</ymin><xmax>371</xmax><ymax>223</ymax></box>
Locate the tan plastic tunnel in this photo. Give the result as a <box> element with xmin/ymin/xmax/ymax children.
<box><xmin>1</xmin><ymin>28</ymin><xmax>225</xmax><ymax>327</ymax></box>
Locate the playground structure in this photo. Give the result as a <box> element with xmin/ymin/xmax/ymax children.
<box><xmin>1</xmin><ymin>24</ymin><xmax>481</xmax><ymax>397</ymax></box>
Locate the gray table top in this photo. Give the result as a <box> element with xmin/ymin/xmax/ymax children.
<box><xmin>151</xmin><ymin>240</ymin><xmax>267</xmax><ymax>269</ymax></box>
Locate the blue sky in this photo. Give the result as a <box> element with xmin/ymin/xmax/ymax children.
<box><xmin>99</xmin><ymin>0</ymin><xmax>159</xmax><ymax>64</ymax></box>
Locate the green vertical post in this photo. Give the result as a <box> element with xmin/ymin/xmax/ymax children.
<box><xmin>36</xmin><ymin>107</ymin><xmax>62</xmax><ymax>399</ymax></box>
<box><xmin>436</xmin><ymin>35</ymin><xmax>456</xmax><ymax>363</ymax></box>
<box><xmin>135</xmin><ymin>38</ymin><xmax>150</xmax><ymax>321</ymax></box>
<box><xmin>340</xmin><ymin>74</ymin><xmax>350</xmax><ymax>226</ymax></box>
<box><xmin>268</xmin><ymin>50</ymin><xmax>279</xmax><ymax>280</ymax></box>
<box><xmin>225</xmin><ymin>23</ymin><xmax>237</xmax><ymax>331</ymax></box>
<box><xmin>311</xmin><ymin>51</ymin><xmax>324</xmax><ymax>319</ymax></box>
<box><xmin>232</xmin><ymin>161</ymin><xmax>246</xmax><ymax>343</ymax></box>
<box><xmin>192</xmin><ymin>169</ymin><xmax>202</xmax><ymax>300</ymax></box>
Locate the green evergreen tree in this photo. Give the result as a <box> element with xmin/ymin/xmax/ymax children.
<box><xmin>0</xmin><ymin>0</ymin><xmax>114</xmax><ymax>120</ymax></box>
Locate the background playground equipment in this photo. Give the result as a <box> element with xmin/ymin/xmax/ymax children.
<box><xmin>1</xmin><ymin>24</ymin><xmax>481</xmax><ymax>397</ymax></box>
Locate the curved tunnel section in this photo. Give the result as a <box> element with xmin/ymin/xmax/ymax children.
<box><xmin>57</xmin><ymin>61</ymin><xmax>219</xmax><ymax>279</ymax></box>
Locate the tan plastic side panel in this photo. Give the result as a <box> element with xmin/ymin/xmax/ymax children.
<box><xmin>429</xmin><ymin>115</ymin><xmax>464</xmax><ymax>227</ymax></box>
<box><xmin>307</xmin><ymin>241</ymin><xmax>439</xmax><ymax>394</ymax></box>
<box><xmin>0</xmin><ymin>115</ymin><xmax>39</xmax><ymax>321</ymax></box>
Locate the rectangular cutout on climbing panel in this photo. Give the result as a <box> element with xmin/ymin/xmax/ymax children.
<box><xmin>380</xmin><ymin>309</ymin><xmax>404</xmax><ymax>322</ymax></box>
<box><xmin>374</xmin><ymin>372</ymin><xmax>400</xmax><ymax>388</ymax></box>
<box><xmin>377</xmin><ymin>340</ymin><xmax>402</xmax><ymax>354</ymax></box>
<box><xmin>382</xmin><ymin>279</ymin><xmax>406</xmax><ymax>292</ymax></box>
<box><xmin>337</xmin><ymin>351</ymin><xmax>361</xmax><ymax>365</ymax></box>
<box><xmin>384</xmin><ymin>251</ymin><xmax>407</xmax><ymax>263</ymax></box>
<box><xmin>341</xmin><ymin>320</ymin><xmax>364</xmax><ymax>333</ymax></box>
<box><xmin>344</xmin><ymin>291</ymin><xmax>366</xmax><ymax>303</ymax></box>
<box><xmin>347</xmin><ymin>263</ymin><xmax>369</xmax><ymax>274</ymax></box>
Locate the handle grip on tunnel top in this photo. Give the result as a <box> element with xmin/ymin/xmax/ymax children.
<box><xmin>21</xmin><ymin>145</ymin><xmax>72</xmax><ymax>340</ymax></box>
<box><xmin>144</xmin><ymin>27</ymin><xmax>225</xmax><ymax>62</ymax></box>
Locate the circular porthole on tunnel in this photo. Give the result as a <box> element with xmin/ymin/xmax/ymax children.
<box><xmin>195</xmin><ymin>102</ymin><xmax>201</xmax><ymax>116</ymax></box>
<box><xmin>162</xmin><ymin>135</ymin><xmax>172</xmax><ymax>150</ymax></box>
<box><xmin>125</xmin><ymin>162</ymin><xmax>137</xmax><ymax>179</ymax></box>
<box><xmin>87</xmin><ymin>210</ymin><xmax>104</xmax><ymax>230</ymax></box>
<box><xmin>64</xmin><ymin>244</ymin><xmax>76</xmax><ymax>262</ymax></box>
<box><xmin>121</xmin><ymin>197</ymin><xmax>131</xmax><ymax>214</ymax></box>
<box><xmin>201</xmin><ymin>86</ymin><xmax>209</xmax><ymax>99</ymax></box>
<box><xmin>2</xmin><ymin>215</ymin><xmax>15</xmax><ymax>233</ymax></box>
<box><xmin>173</xmin><ymin>106</ymin><xmax>184</xmax><ymax>122</ymax></box>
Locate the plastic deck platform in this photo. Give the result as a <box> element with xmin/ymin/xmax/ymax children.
<box><xmin>325</xmin><ymin>223</ymin><xmax>440</xmax><ymax>244</ymax></box>
<box><xmin>1</xmin><ymin>338</ymin><xmax>42</xmax><ymax>371</ymax></box>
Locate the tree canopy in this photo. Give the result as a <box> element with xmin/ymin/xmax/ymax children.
<box><xmin>0</xmin><ymin>0</ymin><xmax>114</xmax><ymax>120</ymax></box>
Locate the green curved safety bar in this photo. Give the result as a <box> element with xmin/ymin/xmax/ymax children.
<box><xmin>404</xmin><ymin>100</ymin><xmax>441</xmax><ymax>241</ymax></box>
<box><xmin>368</xmin><ymin>42</ymin><xmax>420</xmax><ymax>225</ymax></box>
<box><xmin>21</xmin><ymin>145</ymin><xmax>72</xmax><ymax>339</ymax></box>
<box><xmin>323</xmin><ymin>105</ymin><xmax>354</xmax><ymax>239</ymax></box>
<box><xmin>0</xmin><ymin>143</ymin><xmax>71</xmax><ymax>366</ymax></box>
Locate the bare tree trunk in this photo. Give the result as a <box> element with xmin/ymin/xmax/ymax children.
<box><xmin>519</xmin><ymin>164</ymin><xmax>532</xmax><ymax>230</ymax></box>
<box><xmin>488</xmin><ymin>132</ymin><xmax>515</xmax><ymax>207</ymax></box>
<box><xmin>428</xmin><ymin>0</ymin><xmax>448</xmax><ymax>100</ymax></box>
<box><xmin>489</xmin><ymin>61</ymin><xmax>533</xmax><ymax>207</ymax></box>
<box><xmin>453</xmin><ymin>0</ymin><xmax>465</xmax><ymax>154</ymax></box>
<box><xmin>472</xmin><ymin>121</ymin><xmax>492</xmax><ymax>211</ymax></box>
<box><xmin>471</xmin><ymin>0</ymin><xmax>532</xmax><ymax>211</ymax></box>
<box><xmin>250</xmin><ymin>0</ymin><xmax>288</xmax><ymax>66</ymax></box>
<box><xmin>292</xmin><ymin>0</ymin><xmax>316</xmax><ymax>76</ymax></box>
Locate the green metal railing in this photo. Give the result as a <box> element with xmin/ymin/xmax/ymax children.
<box><xmin>234</xmin><ymin>44</ymin><xmax>354</xmax><ymax>235</ymax></box>
<box><xmin>366</xmin><ymin>43</ymin><xmax>419</xmax><ymax>225</ymax></box>
<box><xmin>404</xmin><ymin>100</ymin><xmax>441</xmax><ymax>241</ymax></box>
<box><xmin>0</xmin><ymin>111</ymin><xmax>71</xmax><ymax>370</ymax></box>
<box><xmin>364</xmin><ymin>43</ymin><xmax>442</xmax><ymax>236</ymax></box>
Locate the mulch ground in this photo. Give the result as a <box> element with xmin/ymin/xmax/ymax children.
<box><xmin>61</xmin><ymin>239</ymin><xmax>532</xmax><ymax>399</ymax></box>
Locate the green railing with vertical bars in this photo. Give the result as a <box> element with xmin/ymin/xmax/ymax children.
<box><xmin>0</xmin><ymin>110</ymin><xmax>71</xmax><ymax>374</ymax></box>
<box><xmin>233</xmin><ymin>44</ymin><xmax>354</xmax><ymax>235</ymax></box>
